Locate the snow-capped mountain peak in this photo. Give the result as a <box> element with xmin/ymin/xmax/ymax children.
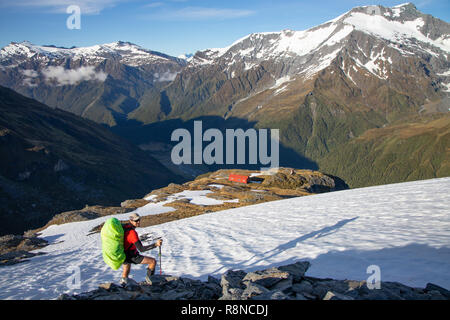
<box><xmin>186</xmin><ymin>3</ymin><xmax>449</xmax><ymax>91</ymax></box>
<box><xmin>177</xmin><ymin>53</ymin><xmax>194</xmax><ymax>61</ymax></box>
<box><xmin>341</xmin><ymin>5</ymin><xmax>450</xmax><ymax>52</ymax></box>
<box><xmin>189</xmin><ymin>3</ymin><xmax>449</xmax><ymax>64</ymax></box>
<box><xmin>0</xmin><ymin>41</ymin><xmax>181</xmax><ymax>67</ymax></box>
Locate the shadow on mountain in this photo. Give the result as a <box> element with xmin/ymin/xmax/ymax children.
<box><xmin>251</xmin><ymin>217</ymin><xmax>359</xmax><ymax>265</ymax></box>
<box><xmin>319</xmin><ymin>173</ymin><xmax>350</xmax><ymax>191</ymax></box>
<box><xmin>0</xmin><ymin>86</ymin><xmax>184</xmax><ymax>236</ymax></box>
<box><xmin>209</xmin><ymin>239</ymin><xmax>450</xmax><ymax>290</ymax></box>
<box><xmin>209</xmin><ymin>217</ymin><xmax>359</xmax><ymax>275</ymax></box>
<box><xmin>160</xmin><ymin>91</ymin><xmax>172</xmax><ymax>116</ymax></box>
<box><xmin>305</xmin><ymin>244</ymin><xmax>450</xmax><ymax>288</ymax></box>
<box><xmin>110</xmin><ymin>116</ymin><xmax>319</xmax><ymax>175</ymax></box>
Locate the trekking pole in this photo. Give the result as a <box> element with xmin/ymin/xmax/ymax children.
<box><xmin>158</xmin><ymin>245</ymin><xmax>162</xmax><ymax>275</ymax></box>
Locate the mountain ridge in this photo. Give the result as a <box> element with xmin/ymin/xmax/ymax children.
<box><xmin>0</xmin><ymin>85</ymin><xmax>183</xmax><ymax>235</ymax></box>
<box><xmin>0</xmin><ymin>3</ymin><xmax>449</xmax><ymax>189</ymax></box>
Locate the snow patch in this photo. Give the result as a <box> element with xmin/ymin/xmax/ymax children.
<box><xmin>442</xmin><ymin>82</ymin><xmax>450</xmax><ymax>92</ymax></box>
<box><xmin>301</xmin><ymin>47</ymin><xmax>342</xmax><ymax>79</ymax></box>
<box><xmin>244</xmin><ymin>62</ymin><xmax>257</xmax><ymax>71</ymax></box>
<box><xmin>274</xmin><ymin>75</ymin><xmax>291</xmax><ymax>87</ymax></box>
<box><xmin>437</xmin><ymin>70</ymin><xmax>450</xmax><ymax>76</ymax></box>
<box><xmin>208</xmin><ymin>184</ymin><xmax>225</xmax><ymax>189</ymax></box>
<box><xmin>352</xmin><ymin>48</ymin><xmax>391</xmax><ymax>80</ymax></box>
<box><xmin>146</xmin><ymin>189</ymin><xmax>239</xmax><ymax>207</ymax></box>
<box><xmin>274</xmin><ymin>85</ymin><xmax>289</xmax><ymax>96</ymax></box>
<box><xmin>344</xmin><ymin>14</ymin><xmax>449</xmax><ymax>53</ymax></box>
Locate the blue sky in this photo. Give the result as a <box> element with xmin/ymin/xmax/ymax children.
<box><xmin>0</xmin><ymin>0</ymin><xmax>449</xmax><ymax>57</ymax></box>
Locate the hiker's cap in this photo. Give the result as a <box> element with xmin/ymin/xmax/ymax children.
<box><xmin>129</xmin><ymin>213</ymin><xmax>141</xmax><ymax>222</ymax></box>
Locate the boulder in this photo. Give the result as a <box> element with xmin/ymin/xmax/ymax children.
<box><xmin>120</xmin><ymin>199</ymin><xmax>150</xmax><ymax>209</ymax></box>
<box><xmin>219</xmin><ymin>288</ymin><xmax>244</xmax><ymax>300</ymax></box>
<box><xmin>58</xmin><ymin>260</ymin><xmax>450</xmax><ymax>301</ymax></box>
<box><xmin>241</xmin><ymin>282</ymin><xmax>270</xmax><ymax>300</ymax></box>
<box><xmin>323</xmin><ymin>291</ymin><xmax>355</xmax><ymax>300</ymax></box>
<box><xmin>98</xmin><ymin>282</ymin><xmax>118</xmax><ymax>291</ymax></box>
<box><xmin>312</xmin><ymin>284</ymin><xmax>330</xmax><ymax>299</ymax></box>
<box><xmin>242</xmin><ymin>267</ymin><xmax>290</xmax><ymax>288</ymax></box>
<box><xmin>425</xmin><ymin>283</ymin><xmax>450</xmax><ymax>299</ymax></box>
<box><xmin>0</xmin><ymin>234</ymin><xmax>48</xmax><ymax>266</ymax></box>
<box><xmin>278</xmin><ymin>261</ymin><xmax>311</xmax><ymax>281</ymax></box>
<box><xmin>251</xmin><ymin>290</ymin><xmax>290</xmax><ymax>300</ymax></box>
<box><xmin>161</xmin><ymin>289</ymin><xmax>194</xmax><ymax>300</ymax></box>
<box><xmin>220</xmin><ymin>269</ymin><xmax>247</xmax><ymax>298</ymax></box>
<box><xmin>270</xmin><ymin>277</ymin><xmax>293</xmax><ymax>293</ymax></box>
<box><xmin>292</xmin><ymin>280</ymin><xmax>314</xmax><ymax>295</ymax></box>
<box><xmin>145</xmin><ymin>274</ymin><xmax>169</xmax><ymax>286</ymax></box>
<box><xmin>295</xmin><ymin>293</ymin><xmax>308</xmax><ymax>300</ymax></box>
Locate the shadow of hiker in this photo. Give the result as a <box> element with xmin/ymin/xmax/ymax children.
<box><xmin>264</xmin><ymin>217</ymin><xmax>359</xmax><ymax>256</ymax></box>
<box><xmin>211</xmin><ymin>217</ymin><xmax>359</xmax><ymax>275</ymax></box>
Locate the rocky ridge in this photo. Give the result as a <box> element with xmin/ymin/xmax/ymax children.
<box><xmin>94</xmin><ymin>168</ymin><xmax>349</xmax><ymax>232</ymax></box>
<box><xmin>0</xmin><ymin>234</ymin><xmax>48</xmax><ymax>266</ymax></box>
<box><xmin>0</xmin><ymin>41</ymin><xmax>186</xmax><ymax>126</ymax></box>
<box><xmin>58</xmin><ymin>260</ymin><xmax>450</xmax><ymax>300</ymax></box>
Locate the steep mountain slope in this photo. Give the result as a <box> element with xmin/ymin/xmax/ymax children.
<box><xmin>131</xmin><ymin>3</ymin><xmax>449</xmax><ymax>123</ymax></box>
<box><xmin>0</xmin><ymin>41</ymin><xmax>186</xmax><ymax>126</ymax></box>
<box><xmin>0</xmin><ymin>177</ymin><xmax>448</xmax><ymax>299</ymax></box>
<box><xmin>1</xmin><ymin>3</ymin><xmax>449</xmax><ymax>188</ymax></box>
<box><xmin>0</xmin><ymin>86</ymin><xmax>182</xmax><ymax>236</ymax></box>
<box><xmin>320</xmin><ymin>113</ymin><xmax>450</xmax><ymax>188</ymax></box>
<box><xmin>126</xmin><ymin>3</ymin><xmax>450</xmax><ymax>186</ymax></box>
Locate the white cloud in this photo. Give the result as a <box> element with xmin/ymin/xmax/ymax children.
<box><xmin>21</xmin><ymin>69</ymin><xmax>39</xmax><ymax>78</ymax></box>
<box><xmin>42</xmin><ymin>66</ymin><xmax>107</xmax><ymax>86</ymax></box>
<box><xmin>20</xmin><ymin>69</ymin><xmax>39</xmax><ymax>87</ymax></box>
<box><xmin>22</xmin><ymin>78</ymin><xmax>38</xmax><ymax>87</ymax></box>
<box><xmin>143</xmin><ymin>2</ymin><xmax>164</xmax><ymax>9</ymax></box>
<box><xmin>0</xmin><ymin>0</ymin><xmax>132</xmax><ymax>15</ymax></box>
<box><xmin>154</xmin><ymin>70</ymin><xmax>179</xmax><ymax>82</ymax></box>
<box><xmin>149</xmin><ymin>6</ymin><xmax>256</xmax><ymax>20</ymax></box>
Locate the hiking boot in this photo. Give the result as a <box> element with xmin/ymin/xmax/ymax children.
<box><xmin>119</xmin><ymin>277</ymin><xmax>128</xmax><ymax>287</ymax></box>
<box><xmin>145</xmin><ymin>269</ymin><xmax>155</xmax><ymax>284</ymax></box>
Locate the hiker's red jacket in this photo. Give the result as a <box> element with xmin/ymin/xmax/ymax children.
<box><xmin>123</xmin><ymin>224</ymin><xmax>139</xmax><ymax>252</ymax></box>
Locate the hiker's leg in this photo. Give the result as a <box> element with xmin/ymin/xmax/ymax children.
<box><xmin>141</xmin><ymin>256</ymin><xmax>156</xmax><ymax>273</ymax></box>
<box><xmin>122</xmin><ymin>263</ymin><xmax>131</xmax><ymax>278</ymax></box>
<box><xmin>142</xmin><ymin>256</ymin><xmax>157</xmax><ymax>282</ymax></box>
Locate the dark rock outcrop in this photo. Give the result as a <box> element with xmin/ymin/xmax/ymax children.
<box><xmin>0</xmin><ymin>234</ymin><xmax>48</xmax><ymax>266</ymax></box>
<box><xmin>58</xmin><ymin>260</ymin><xmax>450</xmax><ymax>300</ymax></box>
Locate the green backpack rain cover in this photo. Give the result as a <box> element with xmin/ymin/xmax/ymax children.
<box><xmin>101</xmin><ymin>218</ymin><xmax>126</xmax><ymax>270</ymax></box>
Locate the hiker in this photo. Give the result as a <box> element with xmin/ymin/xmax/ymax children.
<box><xmin>120</xmin><ymin>213</ymin><xmax>163</xmax><ymax>285</ymax></box>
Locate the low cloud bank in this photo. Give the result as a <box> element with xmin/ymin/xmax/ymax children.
<box><xmin>154</xmin><ymin>70</ymin><xmax>179</xmax><ymax>82</ymax></box>
<box><xmin>42</xmin><ymin>66</ymin><xmax>107</xmax><ymax>86</ymax></box>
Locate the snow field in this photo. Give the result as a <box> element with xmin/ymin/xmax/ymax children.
<box><xmin>0</xmin><ymin>178</ymin><xmax>449</xmax><ymax>299</ymax></box>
